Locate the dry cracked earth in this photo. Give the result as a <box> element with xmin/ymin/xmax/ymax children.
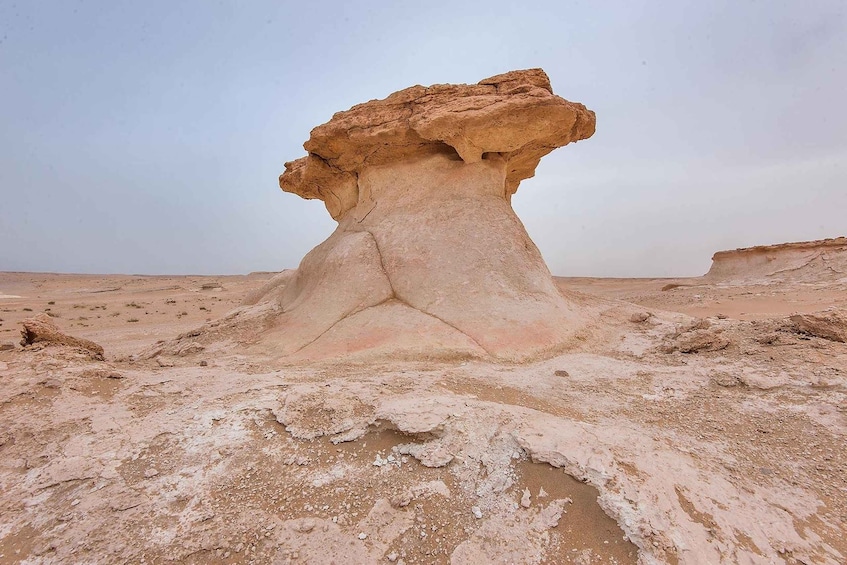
<box><xmin>0</xmin><ymin>271</ymin><xmax>845</xmax><ymax>564</ymax></box>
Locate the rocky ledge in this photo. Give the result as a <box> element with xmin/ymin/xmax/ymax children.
<box><xmin>706</xmin><ymin>237</ymin><xmax>847</xmax><ymax>283</ymax></box>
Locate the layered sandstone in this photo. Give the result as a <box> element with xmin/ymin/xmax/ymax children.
<box><xmin>706</xmin><ymin>237</ymin><xmax>847</xmax><ymax>283</ymax></box>
<box><xmin>165</xmin><ymin>69</ymin><xmax>596</xmax><ymax>363</ymax></box>
<box><xmin>280</xmin><ymin>68</ymin><xmax>595</xmax><ymax>219</ymax></box>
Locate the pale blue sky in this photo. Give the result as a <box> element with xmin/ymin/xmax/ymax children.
<box><xmin>1</xmin><ymin>0</ymin><xmax>844</xmax><ymax>276</ymax></box>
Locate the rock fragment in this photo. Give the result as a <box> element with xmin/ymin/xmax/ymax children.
<box><xmin>789</xmin><ymin>311</ymin><xmax>847</xmax><ymax>343</ymax></box>
<box><xmin>630</xmin><ymin>312</ymin><xmax>651</xmax><ymax>323</ymax></box>
<box><xmin>520</xmin><ymin>488</ymin><xmax>532</xmax><ymax>508</ymax></box>
<box><xmin>674</xmin><ymin>330</ymin><xmax>730</xmax><ymax>353</ymax></box>
<box><xmin>20</xmin><ymin>313</ymin><xmax>104</xmax><ymax>359</ymax></box>
<box><xmin>713</xmin><ymin>373</ymin><xmax>741</xmax><ymax>387</ymax></box>
<box><xmin>662</xmin><ymin>319</ymin><xmax>731</xmax><ymax>353</ymax></box>
<box><xmin>292</xmin><ymin>519</ymin><xmax>315</xmax><ymax>533</ymax></box>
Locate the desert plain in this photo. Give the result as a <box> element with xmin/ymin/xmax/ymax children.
<box><xmin>1</xmin><ymin>238</ymin><xmax>846</xmax><ymax>564</ymax></box>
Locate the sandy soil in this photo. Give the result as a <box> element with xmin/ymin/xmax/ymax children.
<box><xmin>1</xmin><ymin>271</ymin><xmax>845</xmax><ymax>564</ymax></box>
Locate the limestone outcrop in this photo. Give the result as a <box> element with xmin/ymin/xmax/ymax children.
<box><xmin>163</xmin><ymin>69</ymin><xmax>596</xmax><ymax>363</ymax></box>
<box><xmin>706</xmin><ymin>237</ymin><xmax>847</xmax><ymax>283</ymax></box>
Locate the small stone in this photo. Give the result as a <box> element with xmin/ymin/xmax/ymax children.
<box><xmin>41</xmin><ymin>377</ymin><xmax>62</xmax><ymax>389</ymax></box>
<box><xmin>755</xmin><ymin>333</ymin><xmax>779</xmax><ymax>345</ymax></box>
<box><xmin>293</xmin><ymin>519</ymin><xmax>315</xmax><ymax>533</ymax></box>
<box><xmin>143</xmin><ymin>468</ymin><xmax>159</xmax><ymax>478</ymax></box>
<box><xmin>70</xmin><ymin>499</ymin><xmax>81</xmax><ymax>506</ymax></box>
<box><xmin>629</xmin><ymin>312</ymin><xmax>651</xmax><ymax>323</ymax></box>
<box><xmin>554</xmin><ymin>369</ymin><xmax>570</xmax><ymax>377</ymax></box>
<box><xmin>199</xmin><ymin>360</ymin><xmax>208</xmax><ymax>367</ymax></box>
<box><xmin>156</xmin><ymin>357</ymin><xmax>174</xmax><ymax>368</ymax></box>
<box><xmin>387</xmin><ymin>552</ymin><xmax>398</xmax><ymax>562</ymax></box>
<box><xmin>520</xmin><ymin>488</ymin><xmax>531</xmax><ymax>508</ymax></box>
<box><xmin>713</xmin><ymin>373</ymin><xmax>740</xmax><ymax>387</ymax></box>
<box><xmin>471</xmin><ymin>506</ymin><xmax>483</xmax><ymax>519</ymax></box>
<box><xmin>357</xmin><ymin>532</ymin><xmax>368</xmax><ymax>540</ymax></box>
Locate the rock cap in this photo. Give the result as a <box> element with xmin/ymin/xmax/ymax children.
<box><xmin>280</xmin><ymin>68</ymin><xmax>595</xmax><ymax>219</ymax></box>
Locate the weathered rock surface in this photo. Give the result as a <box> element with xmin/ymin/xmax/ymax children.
<box><xmin>790</xmin><ymin>310</ymin><xmax>847</xmax><ymax>343</ymax></box>
<box><xmin>281</xmin><ymin>68</ymin><xmax>595</xmax><ymax>220</ymax></box>
<box><xmin>20</xmin><ymin>314</ymin><xmax>104</xmax><ymax>359</ymax></box>
<box><xmin>660</xmin><ymin>319</ymin><xmax>731</xmax><ymax>353</ymax></box>
<box><xmin>203</xmin><ymin>69</ymin><xmax>597</xmax><ymax>363</ymax></box>
<box><xmin>706</xmin><ymin>237</ymin><xmax>847</xmax><ymax>283</ymax></box>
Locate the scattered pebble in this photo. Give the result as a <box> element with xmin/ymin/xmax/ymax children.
<box><xmin>520</xmin><ymin>488</ymin><xmax>531</xmax><ymax>508</ymax></box>
<box><xmin>294</xmin><ymin>518</ymin><xmax>315</xmax><ymax>534</ymax></box>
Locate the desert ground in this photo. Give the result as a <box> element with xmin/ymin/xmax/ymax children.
<box><xmin>1</xmin><ymin>253</ymin><xmax>845</xmax><ymax>565</ymax></box>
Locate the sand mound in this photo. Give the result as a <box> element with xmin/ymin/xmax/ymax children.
<box><xmin>155</xmin><ymin>69</ymin><xmax>601</xmax><ymax>363</ymax></box>
<box><xmin>706</xmin><ymin>237</ymin><xmax>847</xmax><ymax>284</ymax></box>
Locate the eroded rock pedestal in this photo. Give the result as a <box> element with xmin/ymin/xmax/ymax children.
<box><xmin>250</xmin><ymin>69</ymin><xmax>596</xmax><ymax>362</ymax></box>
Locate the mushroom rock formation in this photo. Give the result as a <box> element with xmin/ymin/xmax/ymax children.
<box><xmin>252</xmin><ymin>69</ymin><xmax>596</xmax><ymax>362</ymax></box>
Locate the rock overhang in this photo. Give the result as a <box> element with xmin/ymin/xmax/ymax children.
<box><xmin>280</xmin><ymin>68</ymin><xmax>596</xmax><ymax>220</ymax></box>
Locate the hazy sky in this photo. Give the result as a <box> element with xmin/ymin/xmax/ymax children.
<box><xmin>1</xmin><ymin>1</ymin><xmax>845</xmax><ymax>277</ymax></box>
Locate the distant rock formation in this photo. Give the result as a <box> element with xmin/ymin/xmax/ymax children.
<box><xmin>706</xmin><ymin>237</ymin><xmax>847</xmax><ymax>283</ymax></box>
<box><xmin>169</xmin><ymin>69</ymin><xmax>596</xmax><ymax>363</ymax></box>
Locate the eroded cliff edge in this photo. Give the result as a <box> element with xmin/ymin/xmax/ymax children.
<box><xmin>706</xmin><ymin>237</ymin><xmax>847</xmax><ymax>283</ymax></box>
